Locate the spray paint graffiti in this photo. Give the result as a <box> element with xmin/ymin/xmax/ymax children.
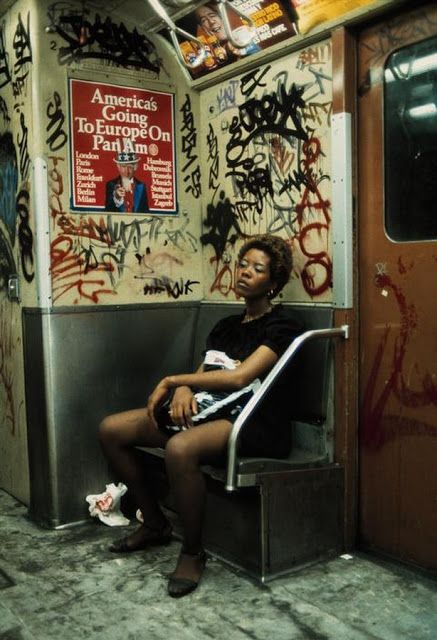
<box><xmin>240</xmin><ymin>66</ymin><xmax>270</xmax><ymax>98</ymax></box>
<box><xmin>215</xmin><ymin>79</ymin><xmax>240</xmax><ymax>114</ymax></box>
<box><xmin>17</xmin><ymin>112</ymin><xmax>30</xmax><ymax>180</ymax></box>
<box><xmin>361</xmin><ymin>264</ymin><xmax>437</xmax><ymax>450</ymax></box>
<box><xmin>0</xmin><ymin>131</ymin><xmax>18</xmax><ymax>243</ymax></box>
<box><xmin>47</xmin><ymin>5</ymin><xmax>160</xmax><ymax>73</ymax></box>
<box><xmin>180</xmin><ymin>94</ymin><xmax>201</xmax><ymax>199</ymax></box>
<box><xmin>0</xmin><ymin>96</ymin><xmax>10</xmax><ymax>126</ymax></box>
<box><xmin>297</xmin><ymin>42</ymin><xmax>332</xmax><ymax>69</ymax></box>
<box><xmin>201</xmin><ymin>190</ymin><xmax>246</xmax><ymax>261</ymax></box>
<box><xmin>48</xmin><ymin>153</ymin><xmax>199</xmax><ymax>303</ymax></box>
<box><xmin>48</xmin><ymin>154</ymin><xmax>117</xmax><ymax>303</ymax></box>
<box><xmin>1</xmin><ymin>12</ymin><xmax>33</xmax><ymax>94</ymax></box>
<box><xmin>46</xmin><ymin>91</ymin><xmax>67</xmax><ymax>152</ymax></box>
<box><xmin>206</xmin><ymin>124</ymin><xmax>219</xmax><ymax>202</ymax></box>
<box><xmin>0</xmin><ymin>230</ymin><xmax>16</xmax><ymax>292</ymax></box>
<box><xmin>16</xmin><ymin>186</ymin><xmax>34</xmax><ymax>283</ymax></box>
<box><xmin>203</xmin><ymin>48</ymin><xmax>333</xmax><ymax>301</ymax></box>
<box><xmin>0</xmin><ymin>301</ymin><xmax>16</xmax><ymax>435</ymax></box>
<box><xmin>0</xmin><ymin>25</ymin><xmax>11</xmax><ymax>89</ymax></box>
<box><xmin>209</xmin><ymin>255</ymin><xmax>239</xmax><ymax>297</ymax></box>
<box><xmin>12</xmin><ymin>12</ymin><xmax>32</xmax><ymax>96</ymax></box>
<box><xmin>225</xmin><ymin>81</ymin><xmax>308</xmax><ymax>170</ymax></box>
<box><xmin>360</xmin><ymin>7</ymin><xmax>437</xmax><ymax>70</ymax></box>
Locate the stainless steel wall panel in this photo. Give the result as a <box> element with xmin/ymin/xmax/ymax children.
<box><xmin>23</xmin><ymin>303</ymin><xmax>198</xmax><ymax>528</ymax></box>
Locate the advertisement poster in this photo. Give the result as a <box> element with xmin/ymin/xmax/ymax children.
<box><xmin>69</xmin><ymin>79</ymin><xmax>177</xmax><ymax>214</ymax></box>
<box><xmin>174</xmin><ymin>0</ymin><xmax>298</xmax><ymax>79</ymax></box>
<box><xmin>291</xmin><ymin>0</ymin><xmax>376</xmax><ymax>34</ymax></box>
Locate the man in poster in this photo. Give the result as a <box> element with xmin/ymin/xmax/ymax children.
<box><xmin>105</xmin><ymin>149</ymin><xmax>149</xmax><ymax>213</ymax></box>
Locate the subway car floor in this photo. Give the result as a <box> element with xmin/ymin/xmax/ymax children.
<box><xmin>1</xmin><ymin>490</ymin><xmax>436</xmax><ymax>640</ymax></box>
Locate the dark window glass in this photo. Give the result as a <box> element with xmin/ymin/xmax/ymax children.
<box><xmin>384</xmin><ymin>36</ymin><xmax>437</xmax><ymax>241</ymax></box>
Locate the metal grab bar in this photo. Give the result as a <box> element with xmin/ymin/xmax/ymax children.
<box><xmin>225</xmin><ymin>325</ymin><xmax>350</xmax><ymax>491</ymax></box>
<box><xmin>147</xmin><ymin>0</ymin><xmax>207</xmax><ymax>69</ymax></box>
<box><xmin>217</xmin><ymin>0</ymin><xmax>256</xmax><ymax>48</ymax></box>
<box><xmin>164</xmin><ymin>0</ymin><xmax>195</xmax><ymax>5</ymax></box>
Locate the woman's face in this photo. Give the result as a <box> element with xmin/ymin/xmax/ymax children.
<box><xmin>196</xmin><ymin>5</ymin><xmax>226</xmax><ymax>41</ymax></box>
<box><xmin>235</xmin><ymin>248</ymin><xmax>275</xmax><ymax>300</ymax></box>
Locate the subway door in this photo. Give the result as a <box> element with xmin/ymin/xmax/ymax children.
<box><xmin>358</xmin><ymin>3</ymin><xmax>437</xmax><ymax>571</ymax></box>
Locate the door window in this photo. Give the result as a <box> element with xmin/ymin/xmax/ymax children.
<box><xmin>384</xmin><ymin>36</ymin><xmax>437</xmax><ymax>241</ymax></box>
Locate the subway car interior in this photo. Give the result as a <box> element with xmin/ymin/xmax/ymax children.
<box><xmin>0</xmin><ymin>0</ymin><xmax>436</xmax><ymax>637</ymax></box>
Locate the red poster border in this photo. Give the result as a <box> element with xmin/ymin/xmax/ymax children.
<box><xmin>68</xmin><ymin>78</ymin><xmax>177</xmax><ymax>215</ymax></box>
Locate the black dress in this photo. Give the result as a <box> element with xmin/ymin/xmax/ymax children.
<box><xmin>205</xmin><ymin>304</ymin><xmax>302</xmax><ymax>458</ymax></box>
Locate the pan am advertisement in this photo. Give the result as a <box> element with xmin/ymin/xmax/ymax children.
<box><xmin>69</xmin><ymin>78</ymin><xmax>177</xmax><ymax>214</ymax></box>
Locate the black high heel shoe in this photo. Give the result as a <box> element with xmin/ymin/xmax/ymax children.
<box><xmin>167</xmin><ymin>549</ymin><xmax>207</xmax><ymax>598</ymax></box>
<box><xmin>109</xmin><ymin>521</ymin><xmax>172</xmax><ymax>553</ymax></box>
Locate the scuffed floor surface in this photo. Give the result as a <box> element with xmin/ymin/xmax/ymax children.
<box><xmin>1</xmin><ymin>490</ymin><xmax>436</xmax><ymax>640</ymax></box>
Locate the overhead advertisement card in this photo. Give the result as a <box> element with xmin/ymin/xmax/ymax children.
<box><xmin>291</xmin><ymin>0</ymin><xmax>376</xmax><ymax>34</ymax></box>
<box><xmin>69</xmin><ymin>78</ymin><xmax>177</xmax><ymax>214</ymax></box>
<box><xmin>174</xmin><ymin>0</ymin><xmax>298</xmax><ymax>79</ymax></box>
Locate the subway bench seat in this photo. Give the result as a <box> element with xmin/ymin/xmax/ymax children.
<box><xmin>23</xmin><ymin>301</ymin><xmax>347</xmax><ymax>581</ymax></box>
<box><xmin>137</xmin><ymin>303</ymin><xmax>348</xmax><ymax>582</ymax></box>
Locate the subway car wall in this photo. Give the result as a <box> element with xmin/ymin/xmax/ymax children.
<box><xmin>0</xmin><ymin>0</ymin><xmax>333</xmax><ymax>508</ymax></box>
<box><xmin>1</xmin><ymin>0</ymin><xmax>436</xmax><ymax>574</ymax></box>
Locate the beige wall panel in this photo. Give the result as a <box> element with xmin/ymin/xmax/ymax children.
<box><xmin>0</xmin><ymin>0</ymin><xmax>40</xmax><ymax>501</ymax></box>
<box><xmin>199</xmin><ymin>40</ymin><xmax>333</xmax><ymax>303</ymax></box>
<box><xmin>33</xmin><ymin>1</ymin><xmax>203</xmax><ymax>306</ymax></box>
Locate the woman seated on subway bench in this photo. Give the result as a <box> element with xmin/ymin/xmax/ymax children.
<box><xmin>99</xmin><ymin>234</ymin><xmax>301</xmax><ymax>598</ymax></box>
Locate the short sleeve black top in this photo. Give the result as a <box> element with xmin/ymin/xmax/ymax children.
<box><xmin>205</xmin><ymin>305</ymin><xmax>302</xmax><ymax>457</ymax></box>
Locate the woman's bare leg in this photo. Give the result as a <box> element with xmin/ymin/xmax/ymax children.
<box><xmin>99</xmin><ymin>408</ymin><xmax>170</xmax><ymax>548</ymax></box>
<box><xmin>164</xmin><ymin>420</ymin><xmax>232</xmax><ymax>585</ymax></box>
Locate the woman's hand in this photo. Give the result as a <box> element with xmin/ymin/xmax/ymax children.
<box><xmin>170</xmin><ymin>386</ymin><xmax>198</xmax><ymax>429</ymax></box>
<box><xmin>147</xmin><ymin>379</ymin><xmax>171</xmax><ymax>427</ymax></box>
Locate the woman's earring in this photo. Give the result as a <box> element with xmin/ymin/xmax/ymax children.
<box><xmin>269</xmin><ymin>289</ymin><xmax>274</xmax><ymax>298</ymax></box>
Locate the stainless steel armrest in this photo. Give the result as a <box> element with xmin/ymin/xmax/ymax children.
<box><xmin>225</xmin><ymin>325</ymin><xmax>349</xmax><ymax>491</ymax></box>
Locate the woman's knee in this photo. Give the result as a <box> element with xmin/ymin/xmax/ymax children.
<box><xmin>165</xmin><ymin>433</ymin><xmax>197</xmax><ymax>472</ymax></box>
<box><xmin>98</xmin><ymin>414</ymin><xmax>122</xmax><ymax>446</ymax></box>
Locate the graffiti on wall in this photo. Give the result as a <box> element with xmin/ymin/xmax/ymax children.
<box><xmin>48</xmin><ymin>148</ymin><xmax>199</xmax><ymax>303</ymax></box>
<box><xmin>0</xmin><ymin>11</ymin><xmax>35</xmax><ymax>447</ymax></box>
<box><xmin>0</xmin><ymin>300</ymin><xmax>18</xmax><ymax>436</ymax></box>
<box><xmin>361</xmin><ymin>260</ymin><xmax>437</xmax><ymax>450</ymax></box>
<box><xmin>202</xmin><ymin>41</ymin><xmax>333</xmax><ymax>301</ymax></box>
<box><xmin>358</xmin><ymin>7</ymin><xmax>437</xmax><ymax>94</ymax></box>
<box><xmin>40</xmin><ymin>7</ymin><xmax>202</xmax><ymax>304</ymax></box>
<box><xmin>180</xmin><ymin>94</ymin><xmax>201</xmax><ymax>200</ymax></box>
<box><xmin>47</xmin><ymin>3</ymin><xmax>160</xmax><ymax>73</ymax></box>
<box><xmin>0</xmin><ymin>12</ymin><xmax>35</xmax><ymax>288</ymax></box>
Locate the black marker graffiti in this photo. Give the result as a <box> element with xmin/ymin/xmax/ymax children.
<box><xmin>226</xmin><ymin>82</ymin><xmax>308</xmax><ymax>170</ymax></box>
<box><xmin>180</xmin><ymin>94</ymin><xmax>201</xmax><ymax>199</ymax></box>
<box><xmin>228</xmin><ymin>165</ymin><xmax>273</xmax><ymax>214</ymax></box>
<box><xmin>46</xmin><ymin>91</ymin><xmax>67</xmax><ymax>151</ymax></box>
<box><xmin>17</xmin><ymin>112</ymin><xmax>30</xmax><ymax>180</ymax></box>
<box><xmin>50</xmin><ymin>11</ymin><xmax>160</xmax><ymax>73</ymax></box>
<box><xmin>143</xmin><ymin>277</ymin><xmax>200</xmax><ymax>299</ymax></box>
<box><xmin>207</xmin><ymin>124</ymin><xmax>219</xmax><ymax>198</ymax></box>
<box><xmin>13</xmin><ymin>13</ymin><xmax>32</xmax><ymax>79</ymax></box>
<box><xmin>201</xmin><ymin>190</ymin><xmax>245</xmax><ymax>260</ymax></box>
<box><xmin>0</xmin><ymin>96</ymin><xmax>10</xmax><ymax>125</ymax></box>
<box><xmin>16</xmin><ymin>187</ymin><xmax>34</xmax><ymax>283</ymax></box>
<box><xmin>279</xmin><ymin>165</ymin><xmax>315</xmax><ymax>195</ymax></box>
<box><xmin>0</xmin><ymin>24</ymin><xmax>11</xmax><ymax>88</ymax></box>
<box><xmin>0</xmin><ymin>229</ymin><xmax>17</xmax><ymax>292</ymax></box>
<box><xmin>240</xmin><ymin>65</ymin><xmax>270</xmax><ymax>97</ymax></box>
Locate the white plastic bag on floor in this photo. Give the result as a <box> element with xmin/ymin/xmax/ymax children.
<box><xmin>86</xmin><ymin>482</ymin><xmax>130</xmax><ymax>526</ymax></box>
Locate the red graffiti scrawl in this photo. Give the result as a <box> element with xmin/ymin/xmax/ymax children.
<box><xmin>361</xmin><ymin>267</ymin><xmax>437</xmax><ymax>450</ymax></box>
